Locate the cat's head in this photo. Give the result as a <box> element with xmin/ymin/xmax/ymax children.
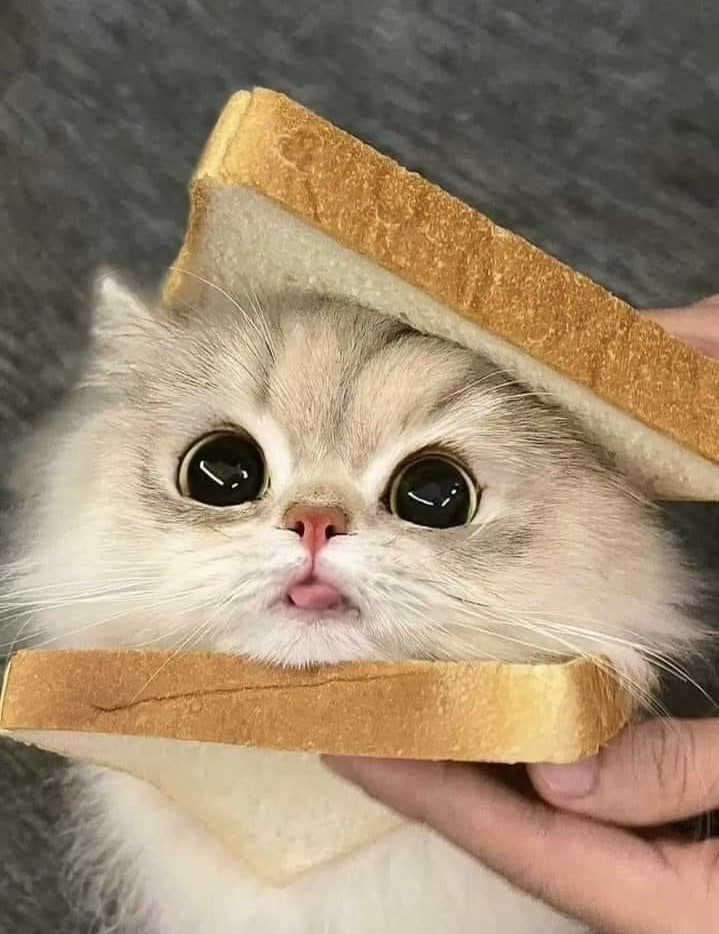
<box><xmin>8</xmin><ymin>274</ymin><xmax>701</xmax><ymax>694</ymax></box>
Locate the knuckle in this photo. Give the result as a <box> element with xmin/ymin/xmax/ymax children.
<box><xmin>506</xmin><ymin>809</ymin><xmax>562</xmax><ymax>901</ymax></box>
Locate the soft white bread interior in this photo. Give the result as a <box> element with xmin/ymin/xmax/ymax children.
<box><xmin>163</xmin><ymin>88</ymin><xmax>719</xmax><ymax>501</ymax></box>
<box><xmin>10</xmin><ymin>732</ymin><xmax>402</xmax><ymax>886</ymax></box>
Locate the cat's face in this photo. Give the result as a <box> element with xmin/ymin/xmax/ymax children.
<box><xmin>9</xmin><ymin>277</ymin><xmax>698</xmax><ymax>688</ymax></box>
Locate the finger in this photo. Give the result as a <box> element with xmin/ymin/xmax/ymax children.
<box><xmin>530</xmin><ymin>718</ymin><xmax>719</xmax><ymax>826</ymax></box>
<box><xmin>324</xmin><ymin>756</ymin><xmax>676</xmax><ymax>934</ymax></box>
<box><xmin>640</xmin><ymin>294</ymin><xmax>719</xmax><ymax>359</ymax></box>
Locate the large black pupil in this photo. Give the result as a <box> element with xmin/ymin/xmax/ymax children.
<box><xmin>394</xmin><ymin>457</ymin><xmax>472</xmax><ymax>529</ymax></box>
<box><xmin>187</xmin><ymin>435</ymin><xmax>265</xmax><ymax>506</ymax></box>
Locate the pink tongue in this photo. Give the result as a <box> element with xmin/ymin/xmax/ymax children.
<box><xmin>288</xmin><ymin>581</ymin><xmax>342</xmax><ymax>610</ymax></box>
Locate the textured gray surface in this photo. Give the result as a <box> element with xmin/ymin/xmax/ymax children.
<box><xmin>1</xmin><ymin>0</ymin><xmax>718</xmax><ymax>930</ymax></box>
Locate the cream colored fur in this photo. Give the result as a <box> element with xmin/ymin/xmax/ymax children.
<box><xmin>3</xmin><ymin>276</ymin><xmax>703</xmax><ymax>933</ymax></box>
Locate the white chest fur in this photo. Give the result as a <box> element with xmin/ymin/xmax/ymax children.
<box><xmin>73</xmin><ymin>760</ymin><xmax>585</xmax><ymax>934</ymax></box>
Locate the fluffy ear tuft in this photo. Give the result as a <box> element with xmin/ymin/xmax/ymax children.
<box><xmin>92</xmin><ymin>269</ymin><xmax>155</xmax><ymax>341</ymax></box>
<box><xmin>84</xmin><ymin>270</ymin><xmax>160</xmax><ymax>386</ymax></box>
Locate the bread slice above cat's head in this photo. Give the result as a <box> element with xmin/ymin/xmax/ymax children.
<box><xmin>163</xmin><ymin>88</ymin><xmax>719</xmax><ymax>502</ymax></box>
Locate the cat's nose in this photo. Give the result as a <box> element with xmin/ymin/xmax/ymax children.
<box><xmin>283</xmin><ymin>505</ymin><xmax>348</xmax><ymax>556</ymax></box>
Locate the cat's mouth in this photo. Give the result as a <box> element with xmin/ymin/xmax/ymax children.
<box><xmin>214</xmin><ymin>568</ymin><xmax>376</xmax><ymax>664</ymax></box>
<box><xmin>280</xmin><ymin>572</ymin><xmax>356</xmax><ymax>621</ymax></box>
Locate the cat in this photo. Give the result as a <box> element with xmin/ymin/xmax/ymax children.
<box><xmin>3</xmin><ymin>273</ymin><xmax>703</xmax><ymax>934</ymax></box>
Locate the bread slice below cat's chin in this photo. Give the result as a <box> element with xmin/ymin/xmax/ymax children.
<box><xmin>162</xmin><ymin>88</ymin><xmax>719</xmax><ymax>502</ymax></box>
<box><xmin>0</xmin><ymin>650</ymin><xmax>634</xmax><ymax>762</ymax></box>
<box><xmin>0</xmin><ymin>649</ymin><xmax>633</xmax><ymax>884</ymax></box>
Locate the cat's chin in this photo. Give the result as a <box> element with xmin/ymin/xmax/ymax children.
<box><xmin>213</xmin><ymin>608</ymin><xmax>386</xmax><ymax>669</ymax></box>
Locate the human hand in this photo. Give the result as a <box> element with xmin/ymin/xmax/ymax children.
<box><xmin>643</xmin><ymin>293</ymin><xmax>719</xmax><ymax>359</ymax></box>
<box><xmin>325</xmin><ymin>294</ymin><xmax>719</xmax><ymax>934</ymax></box>
<box><xmin>325</xmin><ymin>717</ymin><xmax>719</xmax><ymax>934</ymax></box>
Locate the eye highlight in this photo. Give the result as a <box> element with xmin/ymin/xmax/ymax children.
<box><xmin>178</xmin><ymin>431</ymin><xmax>268</xmax><ymax>507</ymax></box>
<box><xmin>387</xmin><ymin>454</ymin><xmax>478</xmax><ymax>529</ymax></box>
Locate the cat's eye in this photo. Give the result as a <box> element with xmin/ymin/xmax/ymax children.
<box><xmin>387</xmin><ymin>455</ymin><xmax>478</xmax><ymax>529</ymax></box>
<box><xmin>178</xmin><ymin>432</ymin><xmax>268</xmax><ymax>506</ymax></box>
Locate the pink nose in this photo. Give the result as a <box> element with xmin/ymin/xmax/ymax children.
<box><xmin>283</xmin><ymin>505</ymin><xmax>348</xmax><ymax>557</ymax></box>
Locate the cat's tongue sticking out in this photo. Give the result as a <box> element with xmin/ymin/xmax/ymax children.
<box><xmin>287</xmin><ymin>579</ymin><xmax>343</xmax><ymax>611</ymax></box>
<box><xmin>283</xmin><ymin>504</ymin><xmax>348</xmax><ymax>613</ymax></box>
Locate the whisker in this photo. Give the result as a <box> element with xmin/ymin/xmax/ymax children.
<box><xmin>169</xmin><ymin>266</ymin><xmax>276</xmax><ymax>362</ymax></box>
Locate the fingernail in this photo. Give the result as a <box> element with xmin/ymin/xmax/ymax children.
<box><xmin>532</xmin><ymin>755</ymin><xmax>599</xmax><ymax>797</ymax></box>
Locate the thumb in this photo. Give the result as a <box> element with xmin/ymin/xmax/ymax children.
<box><xmin>529</xmin><ymin>717</ymin><xmax>719</xmax><ymax>826</ymax></box>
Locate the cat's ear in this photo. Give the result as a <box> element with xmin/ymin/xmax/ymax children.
<box><xmin>85</xmin><ymin>270</ymin><xmax>160</xmax><ymax>384</ymax></box>
<box><xmin>91</xmin><ymin>269</ymin><xmax>156</xmax><ymax>342</ymax></box>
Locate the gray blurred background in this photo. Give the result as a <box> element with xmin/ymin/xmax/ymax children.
<box><xmin>1</xmin><ymin>1</ymin><xmax>718</xmax><ymax>930</ymax></box>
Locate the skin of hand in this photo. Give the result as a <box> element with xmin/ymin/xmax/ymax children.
<box><xmin>325</xmin><ymin>295</ymin><xmax>719</xmax><ymax>934</ymax></box>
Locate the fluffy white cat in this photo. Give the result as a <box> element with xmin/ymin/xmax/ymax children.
<box><xmin>4</xmin><ymin>275</ymin><xmax>702</xmax><ymax>933</ymax></box>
